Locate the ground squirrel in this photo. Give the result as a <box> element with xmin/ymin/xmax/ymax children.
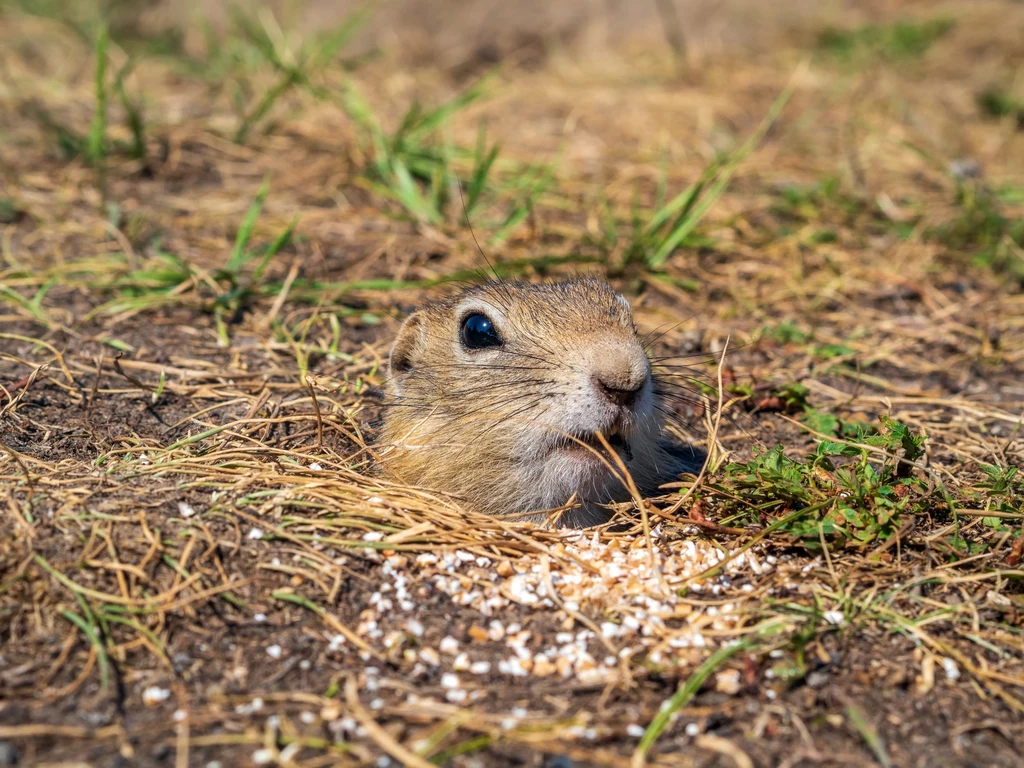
<box><xmin>377</xmin><ymin>277</ymin><xmax>701</xmax><ymax>526</ymax></box>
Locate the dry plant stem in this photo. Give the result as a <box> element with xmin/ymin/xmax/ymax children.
<box><xmin>663</xmin><ymin>336</ymin><xmax>729</xmax><ymax>517</ymax></box>
<box><xmin>345</xmin><ymin>676</ymin><xmax>436</xmax><ymax>768</ymax></box>
<box><xmin>305</xmin><ymin>376</ymin><xmax>324</xmax><ymax>451</ymax></box>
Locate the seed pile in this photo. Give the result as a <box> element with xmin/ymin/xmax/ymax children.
<box><xmin>339</xmin><ymin>524</ymin><xmax>777</xmax><ymax>695</ymax></box>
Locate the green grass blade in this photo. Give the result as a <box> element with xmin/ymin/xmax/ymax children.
<box><xmin>227</xmin><ymin>177</ymin><xmax>271</xmax><ymax>274</ymax></box>
<box><xmin>62</xmin><ymin>610</ymin><xmax>112</xmax><ymax>691</ymax></box>
<box><xmin>404</xmin><ymin>77</ymin><xmax>490</xmax><ymax>144</ymax></box>
<box><xmin>114</xmin><ymin>60</ymin><xmax>146</xmax><ymax>160</ymax></box>
<box><xmin>845</xmin><ymin>703</ymin><xmax>892</xmax><ymax>768</ymax></box>
<box><xmin>252</xmin><ymin>216</ymin><xmax>298</xmax><ymax>283</ymax></box>
<box><xmin>389</xmin><ymin>155</ymin><xmax>442</xmax><ymax>224</ymax></box>
<box><xmin>490</xmin><ymin>160</ymin><xmax>557</xmax><ymax>246</ymax></box>
<box><xmin>0</xmin><ymin>286</ymin><xmax>48</xmax><ymax>323</ymax></box>
<box><xmin>235</xmin><ymin>69</ymin><xmax>300</xmax><ymax>144</ymax></box>
<box><xmin>309</xmin><ymin>2</ymin><xmax>375</xmax><ymax>70</ymax></box>
<box><xmin>467</xmin><ymin>144</ymin><xmax>500</xmax><ymax>216</ymax></box>
<box><xmin>87</xmin><ymin>23</ymin><xmax>109</xmax><ymax>170</ymax></box>
<box><xmin>650</xmin><ymin>175</ymin><xmax>724</xmax><ymax>266</ymax></box>
<box><xmin>601</xmin><ymin>194</ymin><xmax>618</xmax><ymax>248</ymax></box>
<box><xmin>339</xmin><ymin>79</ymin><xmax>380</xmax><ymax>132</ymax></box>
<box><xmin>100</xmin><ymin>611</ymin><xmax>169</xmax><ymax>664</ymax></box>
<box><xmin>431</xmin><ymin>124</ymin><xmax>455</xmax><ymax>219</ymax></box>
<box><xmin>647</xmin><ymin>66</ymin><xmax>802</xmax><ymax>267</ymax></box>
<box><xmin>643</xmin><ymin>172</ymin><xmax>711</xmax><ymax>237</ymax></box>
<box><xmin>339</xmin><ymin>79</ymin><xmax>391</xmax><ymax>178</ymax></box>
<box><xmin>634</xmin><ymin>640</ymin><xmax>750</xmax><ymax>763</ymax></box>
<box><xmin>229</xmin><ymin>6</ymin><xmax>281</xmax><ymax>68</ymax></box>
<box><xmin>655</xmin><ymin>148</ymin><xmax>669</xmax><ymax>212</ymax></box>
<box><xmin>24</xmin><ymin>102</ymin><xmax>84</xmax><ymax>158</ymax></box>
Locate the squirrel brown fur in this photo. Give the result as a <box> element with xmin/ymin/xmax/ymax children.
<box><xmin>377</xmin><ymin>277</ymin><xmax>700</xmax><ymax>526</ymax></box>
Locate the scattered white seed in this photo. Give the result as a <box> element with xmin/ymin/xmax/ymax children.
<box><xmin>406</xmin><ymin>619</ymin><xmax>424</xmax><ymax>637</ymax></box>
<box><xmin>247</xmin><ymin>528</ymin><xmax>264</xmax><ymax>540</ymax></box>
<box><xmin>823</xmin><ymin>610</ymin><xmax>845</xmax><ymax>626</ymax></box>
<box><xmin>445</xmin><ymin>688</ymin><xmax>468</xmax><ymax>703</ymax></box>
<box><xmin>440</xmin><ymin>673</ymin><xmax>461</xmax><ymax>689</ymax></box>
<box><xmin>177</xmin><ymin>502</ymin><xmax>195</xmax><ymax>518</ymax></box>
<box><xmin>627</xmin><ymin>724</ymin><xmax>645</xmax><ymax>738</ymax></box>
<box><xmin>715</xmin><ymin>669</ymin><xmax>742</xmax><ymax>695</ymax></box>
<box><xmin>941</xmin><ymin>658</ymin><xmax>961</xmax><ymax>681</ymax></box>
<box><xmin>439</xmin><ymin>636</ymin><xmax>459</xmax><ymax>654</ymax></box>
<box><xmin>498</xmin><ymin>657</ymin><xmax>529</xmax><ymax>677</ymax></box>
<box><xmin>142</xmin><ymin>686</ymin><xmax>171</xmax><ymax>706</ymax></box>
<box><xmin>266</xmin><ymin>645</ymin><xmax>283</xmax><ymax>659</ymax></box>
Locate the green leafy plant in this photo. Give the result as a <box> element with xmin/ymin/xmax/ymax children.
<box><xmin>706</xmin><ymin>417</ymin><xmax>931</xmax><ymax>548</ymax></box>
<box><xmin>928</xmin><ymin>179</ymin><xmax>1024</xmax><ymax>284</ymax></box>
<box><xmin>818</xmin><ymin>18</ymin><xmax>954</xmax><ymax>61</ymax></box>
<box><xmin>976</xmin><ymin>87</ymin><xmax>1024</xmax><ymax>128</ymax></box>
<box><xmin>976</xmin><ymin>464</ymin><xmax>1023</xmax><ymax>528</ymax></box>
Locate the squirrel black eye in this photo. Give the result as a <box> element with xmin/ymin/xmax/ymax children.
<box><xmin>460</xmin><ymin>313</ymin><xmax>502</xmax><ymax>350</ymax></box>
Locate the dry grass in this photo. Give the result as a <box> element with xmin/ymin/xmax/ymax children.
<box><xmin>2</xmin><ymin>1</ymin><xmax>1024</xmax><ymax>766</ymax></box>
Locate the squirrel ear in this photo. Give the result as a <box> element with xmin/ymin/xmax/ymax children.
<box><xmin>388</xmin><ymin>311</ymin><xmax>426</xmax><ymax>384</ymax></box>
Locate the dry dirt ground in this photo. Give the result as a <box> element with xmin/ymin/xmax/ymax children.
<box><xmin>2</xmin><ymin>1</ymin><xmax>1024</xmax><ymax>766</ymax></box>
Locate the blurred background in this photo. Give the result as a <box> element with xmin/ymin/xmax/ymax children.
<box><xmin>20</xmin><ymin>0</ymin><xmax>843</xmax><ymax>66</ymax></box>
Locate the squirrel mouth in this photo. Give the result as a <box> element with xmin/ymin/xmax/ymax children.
<box><xmin>555</xmin><ymin>429</ymin><xmax>633</xmax><ymax>462</ymax></box>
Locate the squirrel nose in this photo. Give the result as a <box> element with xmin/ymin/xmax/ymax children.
<box><xmin>596</xmin><ymin>377</ymin><xmax>643</xmax><ymax>408</ymax></box>
<box><xmin>591</xmin><ymin>346</ymin><xmax>648</xmax><ymax>409</ymax></box>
